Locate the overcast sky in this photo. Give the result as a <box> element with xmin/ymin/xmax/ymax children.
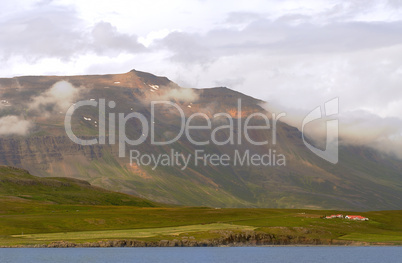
<box><xmin>1</xmin><ymin>0</ymin><xmax>402</xmax><ymax>155</ymax></box>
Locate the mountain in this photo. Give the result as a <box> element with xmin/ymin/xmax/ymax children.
<box><xmin>0</xmin><ymin>165</ymin><xmax>157</xmax><ymax>206</ymax></box>
<box><xmin>0</xmin><ymin>69</ymin><xmax>401</xmax><ymax>210</ymax></box>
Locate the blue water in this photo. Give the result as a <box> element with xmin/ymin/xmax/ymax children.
<box><xmin>0</xmin><ymin>247</ymin><xmax>401</xmax><ymax>263</ymax></box>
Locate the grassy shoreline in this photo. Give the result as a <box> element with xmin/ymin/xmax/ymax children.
<box><xmin>1</xmin><ymin>167</ymin><xmax>400</xmax><ymax>247</ymax></box>
<box><xmin>1</xmin><ymin>202</ymin><xmax>401</xmax><ymax>247</ymax></box>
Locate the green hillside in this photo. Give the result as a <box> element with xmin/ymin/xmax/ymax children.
<box><xmin>0</xmin><ymin>166</ymin><xmax>400</xmax><ymax>247</ymax></box>
<box><xmin>0</xmin><ymin>166</ymin><xmax>157</xmax><ymax>207</ymax></box>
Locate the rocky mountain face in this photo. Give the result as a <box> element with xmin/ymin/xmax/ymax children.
<box><xmin>0</xmin><ymin>70</ymin><xmax>400</xmax><ymax>210</ymax></box>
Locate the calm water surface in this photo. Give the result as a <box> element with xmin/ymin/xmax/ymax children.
<box><xmin>0</xmin><ymin>247</ymin><xmax>401</xmax><ymax>263</ymax></box>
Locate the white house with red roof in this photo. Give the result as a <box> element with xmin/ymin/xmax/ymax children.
<box><xmin>325</xmin><ymin>214</ymin><xmax>344</xmax><ymax>219</ymax></box>
<box><xmin>324</xmin><ymin>214</ymin><xmax>369</xmax><ymax>221</ymax></box>
<box><xmin>345</xmin><ymin>215</ymin><xmax>369</xmax><ymax>221</ymax></box>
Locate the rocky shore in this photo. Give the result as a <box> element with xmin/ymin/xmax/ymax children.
<box><xmin>4</xmin><ymin>230</ymin><xmax>376</xmax><ymax>248</ymax></box>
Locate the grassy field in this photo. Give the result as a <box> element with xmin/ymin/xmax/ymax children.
<box><xmin>12</xmin><ymin>223</ymin><xmax>255</xmax><ymax>242</ymax></box>
<box><xmin>0</xmin><ymin>199</ymin><xmax>401</xmax><ymax>246</ymax></box>
<box><xmin>0</xmin><ymin>166</ymin><xmax>401</xmax><ymax>246</ymax></box>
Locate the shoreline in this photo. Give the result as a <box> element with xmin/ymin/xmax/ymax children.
<box><xmin>2</xmin><ymin>243</ymin><xmax>399</xmax><ymax>248</ymax></box>
<box><xmin>2</xmin><ymin>234</ymin><xmax>399</xmax><ymax>248</ymax></box>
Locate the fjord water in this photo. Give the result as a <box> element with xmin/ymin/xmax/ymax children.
<box><xmin>1</xmin><ymin>247</ymin><xmax>400</xmax><ymax>263</ymax></box>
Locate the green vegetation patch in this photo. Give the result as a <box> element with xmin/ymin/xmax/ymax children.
<box><xmin>12</xmin><ymin>223</ymin><xmax>255</xmax><ymax>242</ymax></box>
<box><xmin>0</xmin><ymin>166</ymin><xmax>157</xmax><ymax>207</ymax></box>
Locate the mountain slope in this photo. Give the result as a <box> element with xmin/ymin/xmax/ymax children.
<box><xmin>0</xmin><ymin>166</ymin><xmax>157</xmax><ymax>207</ymax></box>
<box><xmin>0</xmin><ymin>70</ymin><xmax>400</xmax><ymax>210</ymax></box>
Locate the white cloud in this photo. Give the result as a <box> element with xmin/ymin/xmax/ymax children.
<box><xmin>0</xmin><ymin>5</ymin><xmax>145</xmax><ymax>62</ymax></box>
<box><xmin>29</xmin><ymin>80</ymin><xmax>82</xmax><ymax>115</ymax></box>
<box><xmin>0</xmin><ymin>80</ymin><xmax>82</xmax><ymax>137</ymax></box>
<box><xmin>160</xmin><ymin>88</ymin><xmax>200</xmax><ymax>102</ymax></box>
<box><xmin>144</xmin><ymin>84</ymin><xmax>200</xmax><ymax>103</ymax></box>
<box><xmin>0</xmin><ymin>5</ymin><xmax>84</xmax><ymax>61</ymax></box>
<box><xmin>0</xmin><ymin>116</ymin><xmax>32</xmax><ymax>136</ymax></box>
<box><xmin>0</xmin><ymin>0</ymin><xmax>401</xmax><ymax>156</ymax></box>
<box><xmin>261</xmin><ymin>102</ymin><xmax>402</xmax><ymax>158</ymax></box>
<box><xmin>89</xmin><ymin>21</ymin><xmax>145</xmax><ymax>55</ymax></box>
